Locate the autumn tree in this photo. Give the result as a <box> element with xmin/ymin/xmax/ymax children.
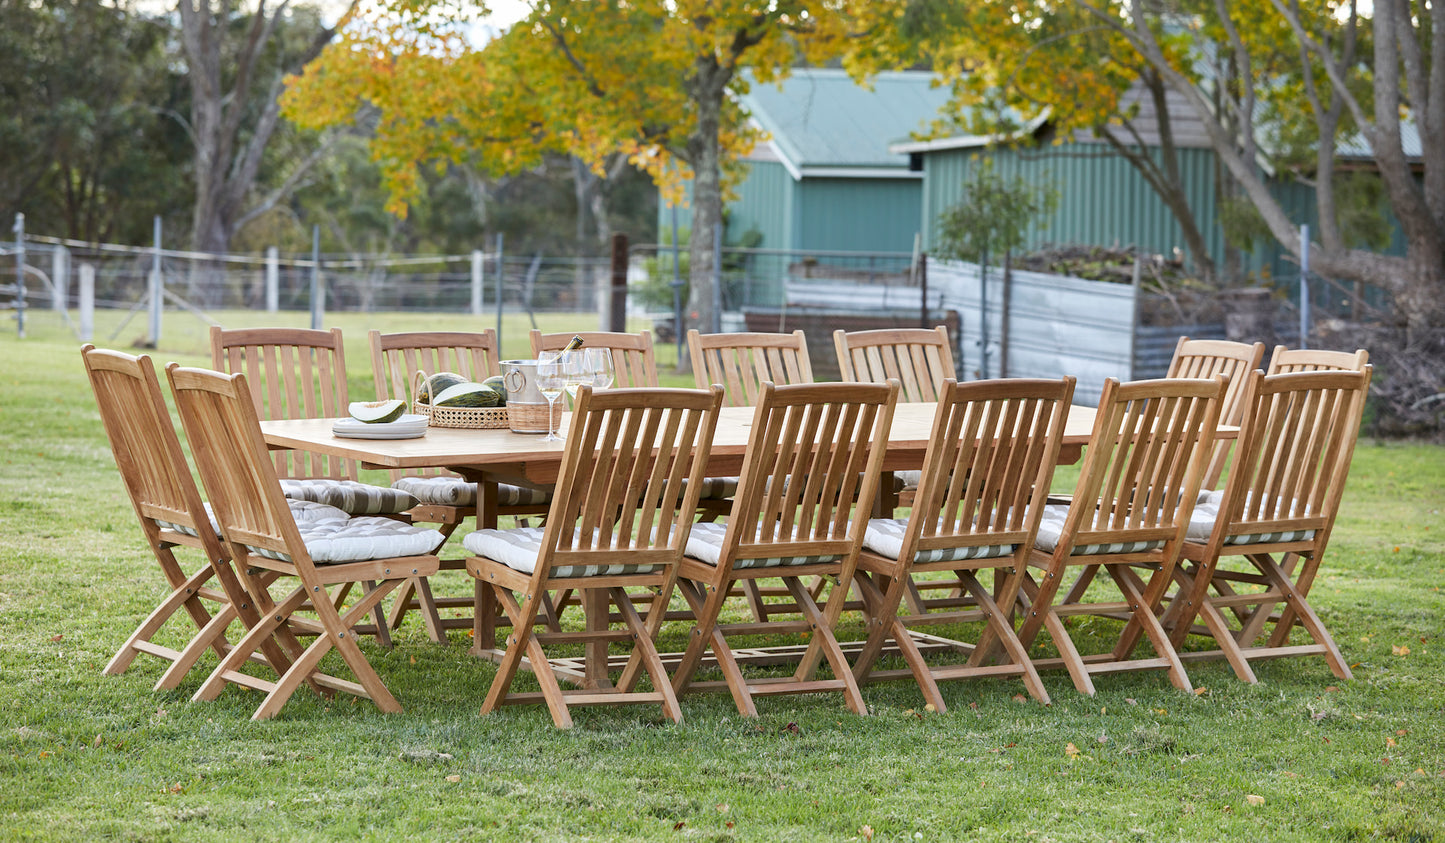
<box><xmin>285</xmin><ymin>0</ymin><xmax>893</xmax><ymax>343</ymax></box>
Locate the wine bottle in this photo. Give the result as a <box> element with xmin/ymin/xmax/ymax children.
<box><xmin>561</xmin><ymin>335</ymin><xmax>585</xmax><ymax>352</ymax></box>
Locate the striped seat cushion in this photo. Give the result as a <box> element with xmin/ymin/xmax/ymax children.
<box><xmin>391</xmin><ymin>475</ymin><xmax>553</xmax><ymax>508</ymax></box>
<box><xmin>157</xmin><ymin>499</ymin><xmax>349</xmax><ymax>539</ymax></box>
<box><xmin>249</xmin><ymin>514</ymin><xmax>444</xmax><ymax>564</ymax></box>
<box><xmin>862</xmin><ymin>518</ymin><xmax>1015</xmax><ymax>563</ymax></box>
<box><xmin>1033</xmin><ymin>504</ymin><xmax>1166</xmax><ymax>556</ymax></box>
<box><xmin>685</xmin><ymin>476</ymin><xmax>739</xmax><ymax>500</ymax></box>
<box><xmin>892</xmin><ymin>470</ymin><xmax>921</xmax><ymax>492</ymax></box>
<box><xmin>462</xmin><ymin>527</ymin><xmax>662</xmax><ymax>578</ymax></box>
<box><xmin>1187</xmin><ymin>490</ymin><xmax>1317</xmax><ymax>546</ymax></box>
<box><xmin>684</xmin><ymin>521</ymin><xmax>844</xmax><ymax>570</ymax></box>
<box><xmin>280</xmin><ymin>478</ymin><xmax>417</xmax><ymax>516</ymax></box>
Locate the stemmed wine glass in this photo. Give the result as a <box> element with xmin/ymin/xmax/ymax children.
<box><xmin>584</xmin><ymin>348</ymin><xmax>614</xmax><ymax>390</ymax></box>
<box><xmin>536</xmin><ymin>351</ymin><xmax>567</xmax><ymax>442</ymax></box>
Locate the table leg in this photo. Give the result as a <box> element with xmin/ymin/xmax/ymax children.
<box><xmin>583</xmin><ymin>588</ymin><xmax>612</xmax><ymax>690</ymax></box>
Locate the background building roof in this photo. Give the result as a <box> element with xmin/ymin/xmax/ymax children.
<box><xmin>741</xmin><ymin>69</ymin><xmax>952</xmax><ymax>178</ymax></box>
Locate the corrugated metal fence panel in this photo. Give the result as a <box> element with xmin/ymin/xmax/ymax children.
<box><xmin>1131</xmin><ymin>324</ymin><xmax>1227</xmax><ymax>379</ymax></box>
<box><xmin>730</xmin><ymin>160</ymin><xmax>796</xmax><ymax>249</ymax></box>
<box><xmin>931</xmin><ymin>259</ymin><xmax>1136</xmax><ymax>406</ymax></box>
<box><xmin>795</xmin><ymin>178</ymin><xmax>924</xmax><ymax>253</ymax></box>
<box><xmin>923</xmin><ymin>144</ymin><xmax>1227</xmax><ymax>270</ymax></box>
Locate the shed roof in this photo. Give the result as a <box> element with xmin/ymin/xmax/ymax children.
<box><xmin>741</xmin><ymin>69</ymin><xmax>951</xmax><ymax>179</ymax></box>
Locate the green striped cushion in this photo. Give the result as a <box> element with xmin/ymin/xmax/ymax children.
<box><xmin>684</xmin><ymin>521</ymin><xmax>844</xmax><ymax>569</ymax></box>
<box><xmin>1187</xmin><ymin>490</ymin><xmax>1317</xmax><ymax>545</ymax></box>
<box><xmin>280</xmin><ymin>478</ymin><xmax>417</xmax><ymax>515</ymax></box>
<box><xmin>248</xmin><ymin>514</ymin><xmax>443</xmax><ymax>564</ymax></box>
<box><xmin>158</xmin><ymin>500</ymin><xmax>349</xmax><ymax>538</ymax></box>
<box><xmin>1034</xmin><ymin>504</ymin><xmax>1165</xmax><ymax>556</ymax></box>
<box><xmin>863</xmin><ymin>518</ymin><xmax>1015</xmax><ymax>563</ymax></box>
<box><xmin>462</xmin><ymin>527</ymin><xmax>661</xmax><ymax>578</ymax></box>
<box><xmin>392</xmin><ymin>475</ymin><xmax>553</xmax><ymax>508</ymax></box>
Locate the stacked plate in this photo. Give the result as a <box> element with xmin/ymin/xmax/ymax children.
<box><xmin>331</xmin><ymin>414</ymin><xmax>429</xmax><ymax>440</ymax></box>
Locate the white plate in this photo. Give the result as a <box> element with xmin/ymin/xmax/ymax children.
<box><xmin>333</xmin><ymin>414</ymin><xmax>428</xmax><ymax>432</ymax></box>
<box><xmin>332</xmin><ymin>427</ymin><xmax>428</xmax><ymax>440</ymax></box>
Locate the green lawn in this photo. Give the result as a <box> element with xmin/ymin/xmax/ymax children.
<box><xmin>1</xmin><ymin>309</ymin><xmax>1442</xmax><ymax>841</ymax></box>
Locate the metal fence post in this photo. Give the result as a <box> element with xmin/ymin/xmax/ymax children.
<box><xmin>609</xmin><ymin>233</ymin><xmax>628</xmax><ymax>332</ymax></box>
<box><xmin>51</xmin><ymin>245</ymin><xmax>68</xmax><ymax>312</ymax></box>
<box><xmin>309</xmin><ymin>226</ymin><xmax>322</xmax><ymax>330</ymax></box>
<box><xmin>148</xmin><ymin>215</ymin><xmax>162</xmax><ymax>346</ymax></box>
<box><xmin>79</xmin><ymin>263</ymin><xmax>94</xmax><ymax>342</ymax></box>
<box><xmin>265</xmin><ymin>246</ymin><xmax>279</xmax><ymax>312</ymax></box>
<box><xmin>12</xmin><ymin>213</ymin><xmax>25</xmax><ymax>339</ymax></box>
<box><xmin>494</xmin><ymin>233</ymin><xmax>504</xmax><ymax>350</ymax></box>
<box><xmin>471</xmin><ymin>249</ymin><xmax>483</xmax><ymax>316</ymax></box>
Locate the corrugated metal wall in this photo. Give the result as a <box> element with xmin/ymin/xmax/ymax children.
<box><xmin>727</xmin><ymin>160</ymin><xmax>795</xmax><ymax>249</ymax></box>
<box><xmin>795</xmin><ymin>178</ymin><xmax>924</xmax><ymax>253</ymax></box>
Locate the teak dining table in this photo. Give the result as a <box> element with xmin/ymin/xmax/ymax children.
<box><xmin>261</xmin><ymin>402</ymin><xmax>1116</xmax><ymax>524</ymax></box>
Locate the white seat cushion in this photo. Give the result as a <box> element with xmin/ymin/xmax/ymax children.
<box><xmin>1187</xmin><ymin>490</ymin><xmax>1316</xmax><ymax>545</ymax></box>
<box><xmin>158</xmin><ymin>499</ymin><xmax>348</xmax><ymax>539</ymax></box>
<box><xmin>1033</xmin><ymin>504</ymin><xmax>1166</xmax><ymax>556</ymax></box>
<box><xmin>462</xmin><ymin>527</ymin><xmax>662</xmax><ymax>578</ymax></box>
<box><xmin>250</xmin><ymin>515</ymin><xmax>443</xmax><ymax>564</ymax></box>
<box><xmin>280</xmin><ymin>478</ymin><xmax>418</xmax><ymax>515</ymax></box>
<box><xmin>892</xmin><ymin>470</ymin><xmax>921</xmax><ymax>492</ymax></box>
<box><xmin>392</xmin><ymin>475</ymin><xmax>553</xmax><ymax>508</ymax></box>
<box><xmin>684</xmin><ymin>521</ymin><xmax>844</xmax><ymax>569</ymax></box>
<box><xmin>862</xmin><ymin>518</ymin><xmax>1015</xmax><ymax>564</ymax></box>
<box><xmin>687</xmin><ymin>476</ymin><xmax>739</xmax><ymax>500</ymax></box>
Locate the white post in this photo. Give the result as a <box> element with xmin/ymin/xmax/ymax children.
<box><xmin>265</xmin><ymin>246</ymin><xmax>279</xmax><ymax>312</ymax></box>
<box><xmin>79</xmin><ymin>263</ymin><xmax>95</xmax><ymax>342</ymax></box>
<box><xmin>309</xmin><ymin>226</ymin><xmax>323</xmax><ymax>330</ymax></box>
<box><xmin>51</xmin><ymin>245</ymin><xmax>68</xmax><ymax>312</ymax></box>
<box><xmin>148</xmin><ymin>215</ymin><xmax>162</xmax><ymax>346</ymax></box>
<box><xmin>471</xmin><ymin>249</ymin><xmax>483</xmax><ymax>316</ymax></box>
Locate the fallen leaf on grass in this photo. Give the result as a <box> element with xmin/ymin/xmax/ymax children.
<box><xmin>1282</xmin><ymin>771</ymin><xmax>1299</xmax><ymax>779</ymax></box>
<box><xmin>1397</xmin><ymin>729</ymin><xmax>1409</xmax><ymax>736</ymax></box>
<box><xmin>445</xmin><ymin>775</ymin><xmax>461</xmax><ymax>783</ymax></box>
<box><xmin>1125</xmin><ymin>698</ymin><xmax>1137</xmax><ymax>705</ymax></box>
<box><xmin>1065</xmin><ymin>742</ymin><xmax>1081</xmax><ymax>759</ymax></box>
<box><xmin>673</xmin><ymin>821</ymin><xmax>685</xmax><ymax>831</ymax></box>
<box><xmin>924</xmin><ymin>703</ymin><xmax>936</xmax><ymax>713</ymax></box>
<box><xmin>1324</xmin><ymin>686</ymin><xmax>1339</xmax><ymax>693</ymax></box>
<box><xmin>1387</xmin><ymin>737</ymin><xmax>1398</xmax><ymax>748</ymax></box>
<box><xmin>1245</xmin><ymin>795</ymin><xmax>1265</xmax><ymax>806</ymax></box>
<box><xmin>92</xmin><ymin>734</ymin><xmax>102</xmax><ymax>748</ymax></box>
<box><xmin>1194</xmin><ymin>687</ymin><xmax>1208</xmax><ymax>696</ymax></box>
<box><xmin>860</xmin><ymin>825</ymin><xmax>875</xmax><ymax>841</ymax></box>
<box><xmin>1392</xmin><ymin>644</ymin><xmax>1411</xmax><ymax>656</ymax></box>
<box><xmin>1395</xmin><ymin>781</ymin><xmax>1406</xmax><ymax>789</ymax></box>
<box><xmin>50</xmin><ymin>634</ymin><xmax>62</xmax><ymax>643</ymax></box>
<box><xmin>725</xmin><ymin>821</ymin><xmax>735</xmax><ymax>829</ymax></box>
<box><xmin>1012</xmin><ymin>694</ymin><xmax>1027</xmax><ymax>704</ymax></box>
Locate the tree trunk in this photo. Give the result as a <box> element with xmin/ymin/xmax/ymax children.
<box><xmin>683</xmin><ymin>55</ymin><xmax>731</xmax><ymax>344</ymax></box>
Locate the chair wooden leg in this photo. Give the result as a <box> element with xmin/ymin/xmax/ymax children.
<box><xmin>959</xmin><ymin>572</ymin><xmax>1050</xmax><ymax>705</ymax></box>
<box><xmin>849</xmin><ymin>571</ymin><xmax>905</xmax><ymax>683</ymax></box>
<box><xmin>361</xmin><ymin>581</ymin><xmax>394</xmax><ymax>649</ymax></box>
<box><xmin>610</xmin><ymin>587</ymin><xmax>683</xmax><ymax>724</ymax></box>
<box><xmin>105</xmin><ymin>562</ymin><xmax>226</xmax><ymax>677</ymax></box>
<box><xmin>784</xmin><ymin>576</ymin><xmax>868</xmax><ymax>715</ymax></box>
<box><xmin>155</xmin><ymin>603</ymin><xmax>238</xmax><ymax>692</ymax></box>
<box><xmin>1109</xmin><ymin>565</ymin><xmax>1191</xmax><ymax>692</ymax></box>
<box><xmin>1256</xmin><ymin>555</ymin><xmax>1352</xmax><ymax>680</ymax></box>
<box><xmin>194</xmin><ymin>586</ymin><xmax>309</xmax><ymax>703</ymax></box>
<box><xmin>673</xmin><ymin>580</ymin><xmax>756</xmax><ymax>717</ymax></box>
<box><xmin>480</xmin><ymin>586</ymin><xmax>547</xmax><ymax>718</ymax></box>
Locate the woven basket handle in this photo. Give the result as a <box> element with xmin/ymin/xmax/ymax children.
<box><xmin>412</xmin><ymin>370</ymin><xmax>434</xmax><ymax>407</ymax></box>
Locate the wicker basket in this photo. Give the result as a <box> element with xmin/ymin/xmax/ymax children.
<box><xmin>507</xmin><ymin>401</ymin><xmax>559</xmax><ymax>435</ymax></box>
<box><xmin>412</xmin><ymin>371</ymin><xmax>510</xmax><ymax>430</ymax></box>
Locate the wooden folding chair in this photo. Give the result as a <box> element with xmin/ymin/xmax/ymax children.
<box><xmin>464</xmin><ymin>384</ymin><xmax>723</xmax><ymax>728</ymax></box>
<box><xmin>83</xmin><ymin>345</ymin><xmax>292</xmax><ymax>691</ymax></box>
<box><xmin>1167</xmin><ymin>367</ymin><xmax>1372</xmax><ymax>682</ymax></box>
<box><xmin>167</xmin><ymin>364</ymin><xmax>443</xmax><ymax>720</ymax></box>
<box><xmin>1266</xmin><ymin>345</ymin><xmax>1370</xmax><ymax>374</ymax></box>
<box><xmin>368</xmin><ymin>330</ymin><xmax>551</xmax><ymax>641</ymax></box>
<box><xmin>850</xmin><ymin>377</ymin><xmax>1074</xmax><ymax>711</ymax></box>
<box><xmin>834</xmin><ymin>325</ymin><xmax>957</xmax><ymax>513</ymax></box>
<box><xmin>530</xmin><ymin>329</ymin><xmax>660</xmax><ymax>388</ymax></box>
<box><xmin>670</xmin><ymin>380</ymin><xmax>898</xmax><ymax>717</ymax></box>
<box><xmin>1167</xmin><ymin>336</ymin><xmax>1266</xmax><ymax>488</ymax></box>
<box><xmin>1015</xmin><ymin>376</ymin><xmax>1226</xmax><ymax>695</ymax></box>
<box><xmin>688</xmin><ymin>329</ymin><xmax>813</xmax><ymax>404</ymax></box>
<box><xmin>211</xmin><ymin>326</ymin><xmax>417</xmax><ymax>518</ymax></box>
<box><xmin>834</xmin><ymin>326</ymin><xmax>955</xmax><ymax>402</ymax></box>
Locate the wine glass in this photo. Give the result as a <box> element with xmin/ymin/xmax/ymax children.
<box><xmin>585</xmin><ymin>348</ymin><xmax>614</xmax><ymax>390</ymax></box>
<box><xmin>536</xmin><ymin>352</ymin><xmax>566</xmax><ymax>442</ymax></box>
<box><xmin>559</xmin><ymin>350</ymin><xmax>590</xmax><ymax>406</ymax></box>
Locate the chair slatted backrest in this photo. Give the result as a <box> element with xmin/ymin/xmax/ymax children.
<box><xmin>1266</xmin><ymin>345</ymin><xmax>1370</xmax><ymax>374</ymax></box>
<box><xmin>719</xmin><ymin>381</ymin><xmax>897</xmax><ymax>571</ymax></box>
<box><xmin>1216</xmin><ymin>368</ymin><xmax>1372</xmax><ymax>537</ymax></box>
<box><xmin>83</xmin><ymin>346</ymin><xmax>216</xmax><ymax>548</ymax></box>
<box><xmin>688</xmin><ymin>330</ymin><xmax>813</xmax><ymax>407</ymax></box>
<box><xmin>904</xmin><ymin>378</ymin><xmax>1074</xmax><ymax>559</ymax></box>
<box><xmin>167</xmin><ymin>365</ymin><xmax>313</xmax><ymax>568</ymax></box>
<box><xmin>1167</xmin><ymin>337</ymin><xmax>1266</xmax><ymax>488</ymax></box>
<box><xmin>530</xmin><ymin>330</ymin><xmax>660</xmax><ymax>388</ymax></box>
<box><xmin>1063</xmin><ymin>376</ymin><xmax>1226</xmax><ymax>548</ymax></box>
<box><xmin>531</xmin><ymin>385</ymin><xmax>723</xmax><ymax>582</ymax></box>
<box><xmin>369</xmin><ymin>330</ymin><xmax>502</xmax><ymax>481</ymax></box>
<box><xmin>370</xmin><ymin>329</ymin><xmax>502</xmax><ymax>405</ymax></box>
<box><xmin>834</xmin><ymin>327</ymin><xmax>956</xmax><ymax>403</ymax></box>
<box><xmin>210</xmin><ymin>326</ymin><xmax>353</xmax><ymax>480</ymax></box>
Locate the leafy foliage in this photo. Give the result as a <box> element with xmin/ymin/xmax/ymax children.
<box><xmin>933</xmin><ymin>157</ymin><xmax>1058</xmax><ymax>264</ymax></box>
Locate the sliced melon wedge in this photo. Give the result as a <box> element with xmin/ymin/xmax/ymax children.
<box><xmin>348</xmin><ymin>399</ymin><xmax>407</xmax><ymax>423</ymax></box>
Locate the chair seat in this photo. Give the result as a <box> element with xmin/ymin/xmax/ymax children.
<box><xmin>892</xmin><ymin>470</ymin><xmax>920</xmax><ymax>492</ymax></box>
<box><xmin>250</xmin><ymin>514</ymin><xmax>444</xmax><ymax>564</ymax></box>
<box><xmin>863</xmin><ymin>518</ymin><xmax>1015</xmax><ymax>563</ymax></box>
<box><xmin>392</xmin><ymin>475</ymin><xmax>553</xmax><ymax>507</ymax></box>
<box><xmin>464</xmin><ymin>527</ymin><xmax>662</xmax><ymax>577</ymax></box>
<box><xmin>1034</xmin><ymin>504</ymin><xmax>1166</xmax><ymax>556</ymax></box>
<box><xmin>686</xmin><ymin>476</ymin><xmax>739</xmax><ymax>500</ymax></box>
<box><xmin>1186</xmin><ymin>490</ymin><xmax>1317</xmax><ymax>545</ymax></box>
<box><xmin>280</xmin><ymin>478</ymin><xmax>417</xmax><ymax>515</ymax></box>
<box><xmin>684</xmin><ymin>522</ymin><xmax>844</xmax><ymax>569</ymax></box>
